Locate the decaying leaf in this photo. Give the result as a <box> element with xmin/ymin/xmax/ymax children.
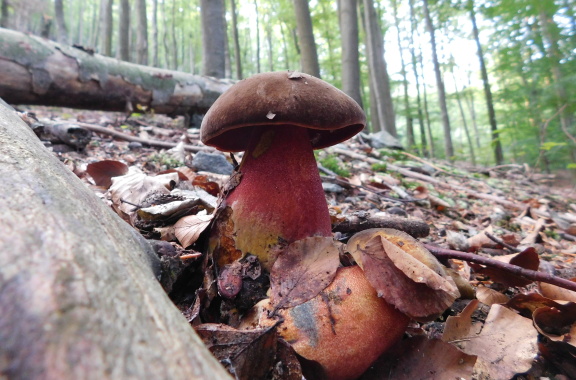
<box><xmin>467</xmin><ymin>225</ymin><xmax>497</xmax><ymax>250</ymax></box>
<box><xmin>442</xmin><ymin>299</ymin><xmax>483</xmax><ymax>346</ymax></box>
<box><xmin>475</xmin><ymin>286</ymin><xmax>509</xmax><ymax>306</ymax></box>
<box><xmin>446</xmin><ymin>303</ymin><xmax>538</xmax><ymax>380</ymax></box>
<box><xmin>86</xmin><ymin>159</ymin><xmax>129</xmax><ymax>188</ymax></box>
<box><xmin>360</xmin><ymin>336</ymin><xmax>476</xmax><ymax>380</ymax></box>
<box><xmin>533</xmin><ymin>302</ymin><xmax>576</xmax><ymax>348</ymax></box>
<box><xmin>174</xmin><ymin>212</ymin><xmax>214</xmax><ymax>248</ymax></box>
<box><xmin>137</xmin><ymin>188</ymin><xmax>217</xmax><ymax>221</ymax></box>
<box><xmin>270</xmin><ymin>236</ymin><xmax>341</xmax><ymax>310</ymax></box>
<box><xmin>346</xmin><ymin>228</ymin><xmax>459</xmax><ymax>321</ymax></box>
<box><xmin>471</xmin><ymin>247</ymin><xmax>539</xmax><ymax>287</ymax></box>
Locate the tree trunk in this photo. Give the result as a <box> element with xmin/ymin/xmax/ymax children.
<box><xmin>152</xmin><ymin>0</ymin><xmax>159</xmax><ymax>67</ymax></box>
<box><xmin>450</xmin><ymin>63</ymin><xmax>476</xmax><ymax>165</ymax></box>
<box><xmin>422</xmin><ymin>0</ymin><xmax>453</xmax><ymax>159</ymax></box>
<box><xmin>337</xmin><ymin>0</ymin><xmax>363</xmax><ymax>107</ymax></box>
<box><xmin>0</xmin><ymin>29</ymin><xmax>232</xmax><ymax>116</ymax></box>
<box><xmin>254</xmin><ymin>0</ymin><xmax>261</xmax><ymax>73</ymax></box>
<box><xmin>0</xmin><ymin>99</ymin><xmax>231</xmax><ymax>380</ymax></box>
<box><xmin>293</xmin><ymin>0</ymin><xmax>321</xmax><ymax>77</ymax></box>
<box><xmin>230</xmin><ymin>0</ymin><xmax>243</xmax><ymax>79</ymax></box>
<box><xmin>362</xmin><ymin>0</ymin><xmax>397</xmax><ymax>136</ymax></box>
<box><xmin>392</xmin><ymin>0</ymin><xmax>415</xmax><ymax>150</ymax></box>
<box><xmin>99</xmin><ymin>0</ymin><xmax>113</xmax><ymax>57</ymax></box>
<box><xmin>201</xmin><ymin>0</ymin><xmax>226</xmax><ymax>78</ymax></box>
<box><xmin>409</xmin><ymin>0</ymin><xmax>430</xmax><ymax>157</ymax></box>
<box><xmin>469</xmin><ymin>0</ymin><xmax>504</xmax><ymax>165</ymax></box>
<box><xmin>118</xmin><ymin>0</ymin><xmax>131</xmax><ymax>61</ymax></box>
<box><xmin>135</xmin><ymin>0</ymin><xmax>148</xmax><ymax>65</ymax></box>
<box><xmin>171</xmin><ymin>0</ymin><xmax>178</xmax><ymax>70</ymax></box>
<box><xmin>54</xmin><ymin>0</ymin><xmax>68</xmax><ymax>44</ymax></box>
<box><xmin>1</xmin><ymin>0</ymin><xmax>8</xmax><ymax>28</ymax></box>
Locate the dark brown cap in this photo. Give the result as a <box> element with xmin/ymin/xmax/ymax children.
<box><xmin>200</xmin><ymin>71</ymin><xmax>366</xmax><ymax>152</ymax></box>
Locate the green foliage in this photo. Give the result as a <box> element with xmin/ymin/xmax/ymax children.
<box><xmin>148</xmin><ymin>153</ymin><xmax>183</xmax><ymax>169</ymax></box>
<box><xmin>371</xmin><ymin>162</ymin><xmax>388</xmax><ymax>172</ymax></box>
<box><xmin>318</xmin><ymin>154</ymin><xmax>350</xmax><ymax>177</ymax></box>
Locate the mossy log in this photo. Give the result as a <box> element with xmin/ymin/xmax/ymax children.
<box><xmin>0</xmin><ymin>98</ymin><xmax>230</xmax><ymax>380</ymax></box>
<box><xmin>0</xmin><ymin>28</ymin><xmax>232</xmax><ymax>116</ymax></box>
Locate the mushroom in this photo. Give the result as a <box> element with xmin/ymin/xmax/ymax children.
<box><xmin>200</xmin><ymin>71</ymin><xmax>409</xmax><ymax>379</ymax></box>
<box><xmin>201</xmin><ymin>71</ymin><xmax>364</xmax><ymax>274</ymax></box>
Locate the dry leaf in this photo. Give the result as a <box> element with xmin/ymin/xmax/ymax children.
<box><xmin>360</xmin><ymin>336</ymin><xmax>476</xmax><ymax>380</ymax></box>
<box><xmin>539</xmin><ymin>278</ymin><xmax>576</xmax><ymax>302</ymax></box>
<box><xmin>467</xmin><ymin>225</ymin><xmax>497</xmax><ymax>250</ymax></box>
<box><xmin>456</xmin><ymin>304</ymin><xmax>538</xmax><ymax>379</ymax></box>
<box><xmin>471</xmin><ymin>247</ymin><xmax>539</xmax><ymax>287</ymax></box>
<box><xmin>476</xmin><ymin>287</ymin><xmax>509</xmax><ymax>305</ymax></box>
<box><xmin>270</xmin><ymin>236</ymin><xmax>340</xmax><ymax>310</ymax></box>
<box><xmin>442</xmin><ymin>299</ymin><xmax>482</xmax><ymax>345</ymax></box>
<box><xmin>533</xmin><ymin>302</ymin><xmax>576</xmax><ymax>348</ymax></box>
<box><xmin>174</xmin><ymin>213</ymin><xmax>214</xmax><ymax>248</ymax></box>
<box><xmin>347</xmin><ymin>228</ymin><xmax>459</xmax><ymax>321</ymax></box>
<box><xmin>86</xmin><ymin>160</ymin><xmax>129</xmax><ymax>188</ymax></box>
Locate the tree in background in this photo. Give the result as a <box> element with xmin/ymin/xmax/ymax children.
<box><xmin>337</xmin><ymin>0</ymin><xmax>363</xmax><ymax>107</ymax></box>
<box><xmin>200</xmin><ymin>0</ymin><xmax>226</xmax><ymax>78</ymax></box>
<box><xmin>135</xmin><ymin>0</ymin><xmax>148</xmax><ymax>65</ymax></box>
<box><xmin>293</xmin><ymin>0</ymin><xmax>321</xmax><ymax>77</ymax></box>
<box><xmin>99</xmin><ymin>0</ymin><xmax>113</xmax><ymax>57</ymax></box>
<box><xmin>118</xmin><ymin>0</ymin><xmax>130</xmax><ymax>61</ymax></box>
<box><xmin>54</xmin><ymin>0</ymin><xmax>67</xmax><ymax>44</ymax></box>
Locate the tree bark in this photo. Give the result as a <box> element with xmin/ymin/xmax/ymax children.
<box><xmin>0</xmin><ymin>99</ymin><xmax>231</xmax><ymax>380</ymax></box>
<box><xmin>362</xmin><ymin>0</ymin><xmax>397</xmax><ymax>136</ymax></box>
<box><xmin>422</xmin><ymin>0</ymin><xmax>454</xmax><ymax>159</ymax></box>
<box><xmin>293</xmin><ymin>0</ymin><xmax>321</xmax><ymax>77</ymax></box>
<box><xmin>230</xmin><ymin>0</ymin><xmax>242</xmax><ymax>79</ymax></box>
<box><xmin>152</xmin><ymin>0</ymin><xmax>159</xmax><ymax>67</ymax></box>
<box><xmin>0</xmin><ymin>29</ymin><xmax>232</xmax><ymax>116</ymax></box>
<box><xmin>118</xmin><ymin>0</ymin><xmax>131</xmax><ymax>61</ymax></box>
<box><xmin>54</xmin><ymin>0</ymin><xmax>68</xmax><ymax>44</ymax></box>
<box><xmin>201</xmin><ymin>0</ymin><xmax>226</xmax><ymax>78</ymax></box>
<box><xmin>469</xmin><ymin>0</ymin><xmax>504</xmax><ymax>165</ymax></box>
<box><xmin>337</xmin><ymin>0</ymin><xmax>363</xmax><ymax>107</ymax></box>
<box><xmin>135</xmin><ymin>0</ymin><xmax>148</xmax><ymax>65</ymax></box>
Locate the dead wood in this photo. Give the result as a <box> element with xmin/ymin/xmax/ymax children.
<box><xmin>333</xmin><ymin>214</ymin><xmax>430</xmax><ymax>238</ymax></box>
<box><xmin>0</xmin><ymin>28</ymin><xmax>232</xmax><ymax>116</ymax></box>
<box><xmin>0</xmin><ymin>99</ymin><xmax>230</xmax><ymax>380</ymax></box>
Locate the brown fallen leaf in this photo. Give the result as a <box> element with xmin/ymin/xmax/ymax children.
<box><xmin>347</xmin><ymin>228</ymin><xmax>459</xmax><ymax>321</ymax></box>
<box><xmin>360</xmin><ymin>336</ymin><xmax>476</xmax><ymax>380</ymax></box>
<box><xmin>470</xmin><ymin>247</ymin><xmax>539</xmax><ymax>287</ymax></box>
<box><xmin>475</xmin><ymin>286</ymin><xmax>509</xmax><ymax>306</ymax></box>
<box><xmin>454</xmin><ymin>304</ymin><xmax>538</xmax><ymax>379</ymax></box>
<box><xmin>467</xmin><ymin>225</ymin><xmax>497</xmax><ymax>250</ymax></box>
<box><xmin>174</xmin><ymin>213</ymin><xmax>214</xmax><ymax>248</ymax></box>
<box><xmin>270</xmin><ymin>236</ymin><xmax>341</xmax><ymax>310</ymax></box>
<box><xmin>442</xmin><ymin>299</ymin><xmax>483</xmax><ymax>345</ymax></box>
<box><xmin>86</xmin><ymin>159</ymin><xmax>129</xmax><ymax>188</ymax></box>
<box><xmin>533</xmin><ymin>302</ymin><xmax>576</xmax><ymax>348</ymax></box>
<box><xmin>539</xmin><ymin>278</ymin><xmax>576</xmax><ymax>302</ymax></box>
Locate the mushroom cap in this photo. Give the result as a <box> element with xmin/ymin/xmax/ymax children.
<box><xmin>200</xmin><ymin>71</ymin><xmax>366</xmax><ymax>152</ymax></box>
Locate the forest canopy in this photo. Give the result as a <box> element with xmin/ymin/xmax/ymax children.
<box><xmin>1</xmin><ymin>0</ymin><xmax>576</xmax><ymax>172</ymax></box>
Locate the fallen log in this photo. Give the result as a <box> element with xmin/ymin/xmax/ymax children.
<box><xmin>0</xmin><ymin>28</ymin><xmax>232</xmax><ymax>117</ymax></box>
<box><xmin>0</xmin><ymin>98</ymin><xmax>230</xmax><ymax>379</ymax></box>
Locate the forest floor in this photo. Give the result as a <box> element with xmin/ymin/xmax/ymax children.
<box><xmin>20</xmin><ymin>106</ymin><xmax>576</xmax><ymax>380</ymax></box>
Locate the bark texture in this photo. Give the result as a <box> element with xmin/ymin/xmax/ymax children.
<box><xmin>0</xmin><ymin>28</ymin><xmax>232</xmax><ymax>116</ymax></box>
<box><xmin>0</xmin><ymin>98</ymin><xmax>231</xmax><ymax>380</ymax></box>
<box><xmin>293</xmin><ymin>0</ymin><xmax>321</xmax><ymax>77</ymax></box>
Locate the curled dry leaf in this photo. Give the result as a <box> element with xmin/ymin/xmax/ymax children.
<box><xmin>270</xmin><ymin>236</ymin><xmax>341</xmax><ymax>310</ymax></box>
<box><xmin>86</xmin><ymin>159</ymin><xmax>129</xmax><ymax>188</ymax></box>
<box><xmin>539</xmin><ymin>278</ymin><xmax>576</xmax><ymax>303</ymax></box>
<box><xmin>346</xmin><ymin>228</ymin><xmax>460</xmax><ymax>321</ymax></box>
<box><xmin>471</xmin><ymin>247</ymin><xmax>539</xmax><ymax>287</ymax></box>
<box><xmin>533</xmin><ymin>302</ymin><xmax>576</xmax><ymax>348</ymax></box>
<box><xmin>442</xmin><ymin>299</ymin><xmax>482</xmax><ymax>345</ymax></box>
<box><xmin>445</xmin><ymin>303</ymin><xmax>538</xmax><ymax>380</ymax></box>
<box><xmin>174</xmin><ymin>213</ymin><xmax>214</xmax><ymax>248</ymax></box>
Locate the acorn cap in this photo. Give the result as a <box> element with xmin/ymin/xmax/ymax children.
<box><xmin>200</xmin><ymin>71</ymin><xmax>366</xmax><ymax>152</ymax></box>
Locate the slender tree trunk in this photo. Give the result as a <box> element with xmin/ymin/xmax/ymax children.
<box><xmin>135</xmin><ymin>0</ymin><xmax>148</xmax><ymax>65</ymax></box>
<box><xmin>422</xmin><ymin>0</ymin><xmax>453</xmax><ymax>159</ymax></box>
<box><xmin>230</xmin><ymin>0</ymin><xmax>242</xmax><ymax>79</ymax></box>
<box><xmin>152</xmin><ymin>0</ymin><xmax>159</xmax><ymax>67</ymax></box>
<box><xmin>337</xmin><ymin>0</ymin><xmax>363</xmax><ymax>107</ymax></box>
<box><xmin>408</xmin><ymin>0</ymin><xmax>430</xmax><ymax>157</ymax></box>
<box><xmin>161</xmin><ymin>1</ymin><xmax>171</xmax><ymax>68</ymax></box>
<box><xmin>0</xmin><ymin>0</ymin><xmax>8</xmax><ymax>28</ymax></box>
<box><xmin>293</xmin><ymin>0</ymin><xmax>321</xmax><ymax>77</ymax></box>
<box><xmin>201</xmin><ymin>0</ymin><xmax>226</xmax><ymax>78</ymax></box>
<box><xmin>75</xmin><ymin>0</ymin><xmax>86</xmax><ymax>45</ymax></box>
<box><xmin>319</xmin><ymin>0</ymin><xmax>337</xmax><ymax>80</ymax></box>
<box><xmin>280</xmin><ymin>23</ymin><xmax>291</xmax><ymax>70</ymax></box>
<box><xmin>266</xmin><ymin>25</ymin><xmax>274</xmax><ymax>72</ymax></box>
<box><xmin>362</xmin><ymin>0</ymin><xmax>397</xmax><ymax>136</ymax></box>
<box><xmin>90</xmin><ymin>0</ymin><xmax>100</xmax><ymax>49</ymax></box>
<box><xmin>54</xmin><ymin>0</ymin><xmax>68</xmax><ymax>44</ymax></box>
<box><xmin>464</xmin><ymin>74</ymin><xmax>480</xmax><ymax>148</ymax></box>
<box><xmin>118</xmin><ymin>0</ymin><xmax>130</xmax><ymax>61</ymax></box>
<box><xmin>469</xmin><ymin>0</ymin><xmax>503</xmax><ymax>164</ymax></box>
<box><xmin>171</xmin><ymin>0</ymin><xmax>178</xmax><ymax>69</ymax></box>
<box><xmin>253</xmin><ymin>0</ymin><xmax>261</xmax><ymax>73</ymax></box>
<box><xmin>392</xmin><ymin>0</ymin><xmax>415</xmax><ymax>150</ymax></box>
<box><xmin>99</xmin><ymin>0</ymin><xmax>113</xmax><ymax>57</ymax></box>
<box><xmin>450</xmin><ymin>64</ymin><xmax>476</xmax><ymax>165</ymax></box>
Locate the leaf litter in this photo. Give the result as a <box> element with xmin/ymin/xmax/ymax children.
<box><xmin>22</xmin><ymin>106</ymin><xmax>576</xmax><ymax>379</ymax></box>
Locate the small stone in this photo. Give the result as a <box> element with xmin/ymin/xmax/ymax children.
<box><xmin>128</xmin><ymin>142</ymin><xmax>143</xmax><ymax>151</ymax></box>
<box><xmin>322</xmin><ymin>183</ymin><xmax>345</xmax><ymax>193</ymax></box>
<box><xmin>191</xmin><ymin>151</ymin><xmax>234</xmax><ymax>175</ymax></box>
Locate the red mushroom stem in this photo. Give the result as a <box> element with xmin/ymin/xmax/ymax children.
<box><xmin>210</xmin><ymin>124</ymin><xmax>331</xmax><ymax>271</ymax></box>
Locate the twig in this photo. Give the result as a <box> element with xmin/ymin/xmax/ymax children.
<box><xmin>424</xmin><ymin>244</ymin><xmax>576</xmax><ymax>293</ymax></box>
<box><xmin>76</xmin><ymin>122</ymin><xmax>215</xmax><ymax>153</ymax></box>
<box><xmin>484</xmin><ymin>232</ymin><xmax>521</xmax><ymax>253</ymax></box>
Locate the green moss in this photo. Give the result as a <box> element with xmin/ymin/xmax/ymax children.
<box><xmin>319</xmin><ymin>154</ymin><xmax>350</xmax><ymax>177</ymax></box>
<box><xmin>371</xmin><ymin>162</ymin><xmax>387</xmax><ymax>172</ymax></box>
<box><xmin>148</xmin><ymin>153</ymin><xmax>183</xmax><ymax>169</ymax></box>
